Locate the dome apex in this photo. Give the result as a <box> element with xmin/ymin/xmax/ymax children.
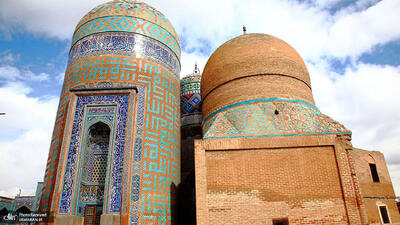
<box><xmin>201</xmin><ymin>33</ymin><xmax>314</xmax><ymax>120</ymax></box>
<box><xmin>72</xmin><ymin>0</ymin><xmax>180</xmax><ymax>57</ymax></box>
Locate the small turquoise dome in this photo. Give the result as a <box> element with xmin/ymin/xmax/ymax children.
<box><xmin>181</xmin><ymin>64</ymin><xmax>201</xmax><ymax>115</ymax></box>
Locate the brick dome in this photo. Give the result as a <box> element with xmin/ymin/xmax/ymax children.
<box><xmin>201</xmin><ymin>33</ymin><xmax>315</xmax><ymax>120</ymax></box>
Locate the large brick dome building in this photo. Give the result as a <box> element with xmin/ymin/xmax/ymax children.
<box><xmin>200</xmin><ymin>33</ymin><xmax>348</xmax><ymax>139</ymax></box>
<box><xmin>194</xmin><ymin>33</ymin><xmax>400</xmax><ymax>225</ymax></box>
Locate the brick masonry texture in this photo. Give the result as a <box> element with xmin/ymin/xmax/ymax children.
<box><xmin>195</xmin><ymin>135</ymin><xmax>368</xmax><ymax>225</ymax></box>
<box><xmin>201</xmin><ymin>34</ymin><xmax>311</xmax><ymax>104</ymax></box>
<box><xmin>352</xmin><ymin>148</ymin><xmax>400</xmax><ymax>224</ymax></box>
<box><xmin>201</xmin><ymin>75</ymin><xmax>314</xmax><ymax>120</ymax></box>
<box><xmin>206</xmin><ymin>147</ymin><xmax>347</xmax><ymax>224</ymax></box>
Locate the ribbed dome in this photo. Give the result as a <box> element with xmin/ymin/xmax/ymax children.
<box><xmin>71</xmin><ymin>0</ymin><xmax>180</xmax><ymax>57</ymax></box>
<box><xmin>201</xmin><ymin>33</ymin><xmax>314</xmax><ymax>120</ymax></box>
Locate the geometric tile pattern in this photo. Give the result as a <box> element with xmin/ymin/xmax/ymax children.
<box><xmin>69</xmin><ymin>32</ymin><xmax>180</xmax><ymax>76</ymax></box>
<box><xmin>58</xmin><ymin>95</ymin><xmax>129</xmax><ymax>215</ymax></box>
<box><xmin>40</xmin><ymin>54</ymin><xmax>180</xmax><ymax>225</ymax></box>
<box><xmin>180</xmin><ymin>71</ymin><xmax>201</xmax><ymax>94</ymax></box>
<box><xmin>180</xmin><ymin>69</ymin><xmax>201</xmax><ymax>115</ymax></box>
<box><xmin>203</xmin><ymin>98</ymin><xmax>351</xmax><ymax>138</ymax></box>
<box><xmin>0</xmin><ymin>198</ymin><xmax>14</xmax><ymax>211</ymax></box>
<box><xmin>77</xmin><ymin>108</ymin><xmax>113</xmax><ymax>214</ymax></box>
<box><xmin>75</xmin><ymin>0</ymin><xmax>179</xmax><ymax>46</ymax></box>
<box><xmin>40</xmin><ymin>2</ymin><xmax>181</xmax><ymax>224</ymax></box>
<box><xmin>0</xmin><ymin>196</ymin><xmax>36</xmax><ymax>212</ymax></box>
<box><xmin>181</xmin><ymin>93</ymin><xmax>201</xmax><ymax>115</ymax></box>
<box><xmin>14</xmin><ymin>196</ymin><xmax>35</xmax><ymax>211</ymax></box>
<box><xmin>72</xmin><ymin>16</ymin><xmax>180</xmax><ymax>57</ymax></box>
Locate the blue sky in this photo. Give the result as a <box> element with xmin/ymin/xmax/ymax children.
<box><xmin>0</xmin><ymin>0</ymin><xmax>400</xmax><ymax>197</ymax></box>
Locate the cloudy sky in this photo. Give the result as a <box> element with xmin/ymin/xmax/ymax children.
<box><xmin>0</xmin><ymin>0</ymin><xmax>399</xmax><ymax>198</ymax></box>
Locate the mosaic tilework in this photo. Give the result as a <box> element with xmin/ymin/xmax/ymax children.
<box><xmin>0</xmin><ymin>198</ymin><xmax>14</xmax><ymax>211</ymax></box>
<box><xmin>33</xmin><ymin>182</ymin><xmax>44</xmax><ymax>211</ymax></box>
<box><xmin>180</xmin><ymin>74</ymin><xmax>201</xmax><ymax>94</ymax></box>
<box><xmin>180</xmin><ymin>73</ymin><xmax>201</xmax><ymax>115</ymax></box>
<box><xmin>203</xmin><ymin>98</ymin><xmax>351</xmax><ymax>138</ymax></box>
<box><xmin>70</xmin><ymin>82</ymin><xmax>146</xmax><ymax>218</ymax></box>
<box><xmin>76</xmin><ymin>0</ymin><xmax>178</xmax><ymax>44</ymax></box>
<box><xmin>40</xmin><ymin>55</ymin><xmax>180</xmax><ymax>225</ymax></box>
<box><xmin>58</xmin><ymin>94</ymin><xmax>129</xmax><ymax>215</ymax></box>
<box><xmin>40</xmin><ymin>2</ymin><xmax>181</xmax><ymax>222</ymax></box>
<box><xmin>72</xmin><ymin>16</ymin><xmax>180</xmax><ymax>57</ymax></box>
<box><xmin>77</xmin><ymin>107</ymin><xmax>114</xmax><ymax>214</ymax></box>
<box><xmin>69</xmin><ymin>32</ymin><xmax>180</xmax><ymax>75</ymax></box>
<box><xmin>14</xmin><ymin>196</ymin><xmax>35</xmax><ymax>211</ymax></box>
<box><xmin>181</xmin><ymin>93</ymin><xmax>201</xmax><ymax>115</ymax></box>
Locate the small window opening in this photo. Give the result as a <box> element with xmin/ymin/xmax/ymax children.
<box><xmin>369</xmin><ymin>163</ymin><xmax>380</xmax><ymax>182</ymax></box>
<box><xmin>274</xmin><ymin>109</ymin><xmax>279</xmax><ymax>115</ymax></box>
<box><xmin>379</xmin><ymin>205</ymin><xmax>390</xmax><ymax>224</ymax></box>
<box><xmin>273</xmin><ymin>218</ymin><xmax>288</xmax><ymax>225</ymax></box>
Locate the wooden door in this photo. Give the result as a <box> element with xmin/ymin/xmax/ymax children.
<box><xmin>84</xmin><ymin>205</ymin><xmax>102</xmax><ymax>225</ymax></box>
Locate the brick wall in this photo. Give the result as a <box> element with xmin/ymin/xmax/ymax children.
<box><xmin>206</xmin><ymin>147</ymin><xmax>347</xmax><ymax>224</ymax></box>
<box><xmin>352</xmin><ymin>148</ymin><xmax>400</xmax><ymax>224</ymax></box>
<box><xmin>195</xmin><ymin>135</ymin><xmax>365</xmax><ymax>225</ymax></box>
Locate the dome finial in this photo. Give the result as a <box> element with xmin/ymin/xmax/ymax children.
<box><xmin>243</xmin><ymin>25</ymin><xmax>247</xmax><ymax>34</ymax></box>
<box><xmin>194</xmin><ymin>62</ymin><xmax>200</xmax><ymax>74</ymax></box>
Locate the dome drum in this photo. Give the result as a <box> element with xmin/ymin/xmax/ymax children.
<box><xmin>201</xmin><ymin>33</ymin><xmax>312</xmax><ymax>104</ymax></box>
<box><xmin>201</xmin><ymin>73</ymin><xmax>315</xmax><ymax>120</ymax></box>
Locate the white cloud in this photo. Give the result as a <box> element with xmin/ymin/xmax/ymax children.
<box><xmin>180</xmin><ymin>51</ymin><xmax>209</xmax><ymax>77</ymax></box>
<box><xmin>0</xmin><ymin>51</ymin><xmax>19</xmax><ymax>64</ymax></box>
<box><xmin>1</xmin><ymin>0</ymin><xmax>398</xmax><ymax>62</ymax></box>
<box><xmin>146</xmin><ymin>0</ymin><xmax>400</xmax><ymax>63</ymax></box>
<box><xmin>309</xmin><ymin>61</ymin><xmax>400</xmax><ymax>192</ymax></box>
<box><xmin>327</xmin><ymin>0</ymin><xmax>400</xmax><ymax>59</ymax></box>
<box><xmin>0</xmin><ymin>83</ymin><xmax>59</xmax><ymax>197</ymax></box>
<box><xmin>0</xmin><ymin>0</ymin><xmax>109</xmax><ymax>40</ymax></box>
<box><xmin>0</xmin><ymin>65</ymin><xmax>50</xmax><ymax>82</ymax></box>
<box><xmin>56</xmin><ymin>72</ymin><xmax>65</xmax><ymax>84</ymax></box>
<box><xmin>0</xmin><ymin>187</ymin><xmax>23</xmax><ymax>198</ymax></box>
<box><xmin>388</xmin><ymin>165</ymin><xmax>400</xmax><ymax>196</ymax></box>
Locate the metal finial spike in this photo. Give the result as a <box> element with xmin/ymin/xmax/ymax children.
<box><xmin>194</xmin><ymin>62</ymin><xmax>200</xmax><ymax>74</ymax></box>
<box><xmin>243</xmin><ymin>25</ymin><xmax>247</xmax><ymax>34</ymax></box>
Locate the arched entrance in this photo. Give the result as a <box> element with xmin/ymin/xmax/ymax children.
<box><xmin>16</xmin><ymin>206</ymin><xmax>31</xmax><ymax>214</ymax></box>
<box><xmin>80</xmin><ymin>122</ymin><xmax>111</xmax><ymax>225</ymax></box>
<box><xmin>0</xmin><ymin>207</ymin><xmax>9</xmax><ymax>222</ymax></box>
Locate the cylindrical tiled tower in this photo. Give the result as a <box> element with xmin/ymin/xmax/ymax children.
<box><xmin>39</xmin><ymin>1</ymin><xmax>181</xmax><ymax>224</ymax></box>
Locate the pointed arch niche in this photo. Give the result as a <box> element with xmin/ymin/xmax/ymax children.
<box><xmin>56</xmin><ymin>87</ymin><xmax>145</xmax><ymax>219</ymax></box>
<box><xmin>81</xmin><ymin>122</ymin><xmax>111</xmax><ymax>200</ymax></box>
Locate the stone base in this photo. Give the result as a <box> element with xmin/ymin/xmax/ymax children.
<box><xmin>54</xmin><ymin>215</ymin><xmax>83</xmax><ymax>225</ymax></box>
<box><xmin>100</xmin><ymin>214</ymin><xmax>120</xmax><ymax>225</ymax></box>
